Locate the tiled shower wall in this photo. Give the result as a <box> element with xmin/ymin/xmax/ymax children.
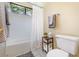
<box><xmin>0</xmin><ymin>3</ymin><xmax>6</xmax><ymax>57</ymax></box>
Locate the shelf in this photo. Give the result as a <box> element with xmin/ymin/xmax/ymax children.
<box><xmin>43</xmin><ymin>38</ymin><xmax>52</xmax><ymax>44</ymax></box>
<box><xmin>43</xmin><ymin>41</ymin><xmax>52</xmax><ymax>44</ymax></box>
<box><xmin>42</xmin><ymin>36</ymin><xmax>54</xmax><ymax>53</ymax></box>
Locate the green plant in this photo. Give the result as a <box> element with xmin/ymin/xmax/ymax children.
<box><xmin>44</xmin><ymin>32</ymin><xmax>48</xmax><ymax>35</ymax></box>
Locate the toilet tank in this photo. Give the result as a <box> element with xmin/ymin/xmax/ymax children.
<box><xmin>56</xmin><ymin>35</ymin><xmax>79</xmax><ymax>55</ymax></box>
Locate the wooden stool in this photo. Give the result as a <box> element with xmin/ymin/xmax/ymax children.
<box><xmin>42</xmin><ymin>36</ymin><xmax>54</xmax><ymax>53</ymax></box>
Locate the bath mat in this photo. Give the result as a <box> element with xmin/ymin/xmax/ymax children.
<box><xmin>17</xmin><ymin>51</ymin><xmax>34</xmax><ymax>57</ymax></box>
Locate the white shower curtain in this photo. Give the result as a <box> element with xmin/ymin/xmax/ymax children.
<box><xmin>31</xmin><ymin>4</ymin><xmax>44</xmax><ymax>51</ymax></box>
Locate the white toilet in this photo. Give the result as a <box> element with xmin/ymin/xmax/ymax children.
<box><xmin>47</xmin><ymin>35</ymin><xmax>79</xmax><ymax>57</ymax></box>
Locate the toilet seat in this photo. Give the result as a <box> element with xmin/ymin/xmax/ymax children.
<box><xmin>47</xmin><ymin>49</ymin><xmax>69</xmax><ymax>57</ymax></box>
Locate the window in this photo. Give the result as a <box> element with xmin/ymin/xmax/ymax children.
<box><xmin>10</xmin><ymin>2</ymin><xmax>32</xmax><ymax>16</ymax></box>
<box><xmin>26</xmin><ymin>8</ymin><xmax>32</xmax><ymax>16</ymax></box>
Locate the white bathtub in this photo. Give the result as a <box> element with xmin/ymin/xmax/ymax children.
<box><xmin>6</xmin><ymin>39</ymin><xmax>31</xmax><ymax>57</ymax></box>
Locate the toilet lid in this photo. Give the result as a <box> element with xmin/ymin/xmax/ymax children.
<box><xmin>47</xmin><ymin>49</ymin><xmax>69</xmax><ymax>57</ymax></box>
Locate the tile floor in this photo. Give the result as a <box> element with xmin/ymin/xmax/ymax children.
<box><xmin>17</xmin><ymin>51</ymin><xmax>34</xmax><ymax>57</ymax></box>
<box><xmin>17</xmin><ymin>47</ymin><xmax>47</xmax><ymax>57</ymax></box>
<box><xmin>32</xmin><ymin>48</ymin><xmax>47</xmax><ymax>57</ymax></box>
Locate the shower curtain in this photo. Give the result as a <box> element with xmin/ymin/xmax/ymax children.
<box><xmin>31</xmin><ymin>3</ymin><xmax>44</xmax><ymax>51</ymax></box>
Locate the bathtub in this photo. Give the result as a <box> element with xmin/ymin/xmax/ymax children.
<box><xmin>6</xmin><ymin>39</ymin><xmax>31</xmax><ymax>57</ymax></box>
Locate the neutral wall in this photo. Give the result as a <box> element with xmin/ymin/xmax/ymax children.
<box><xmin>44</xmin><ymin>2</ymin><xmax>79</xmax><ymax>37</ymax></box>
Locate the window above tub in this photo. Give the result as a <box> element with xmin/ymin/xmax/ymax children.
<box><xmin>10</xmin><ymin>2</ymin><xmax>32</xmax><ymax>16</ymax></box>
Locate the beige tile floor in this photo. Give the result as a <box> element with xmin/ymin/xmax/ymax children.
<box><xmin>32</xmin><ymin>48</ymin><xmax>47</xmax><ymax>57</ymax></box>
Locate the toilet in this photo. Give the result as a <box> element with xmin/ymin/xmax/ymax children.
<box><xmin>47</xmin><ymin>35</ymin><xmax>79</xmax><ymax>57</ymax></box>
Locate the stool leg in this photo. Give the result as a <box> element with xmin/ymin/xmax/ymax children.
<box><xmin>52</xmin><ymin>38</ymin><xmax>54</xmax><ymax>49</ymax></box>
<box><xmin>47</xmin><ymin>39</ymin><xmax>49</xmax><ymax>53</ymax></box>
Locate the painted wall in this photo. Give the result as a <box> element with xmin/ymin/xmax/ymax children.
<box><xmin>44</xmin><ymin>2</ymin><xmax>79</xmax><ymax>37</ymax></box>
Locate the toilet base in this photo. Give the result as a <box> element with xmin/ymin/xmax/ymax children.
<box><xmin>47</xmin><ymin>49</ymin><xmax>69</xmax><ymax>57</ymax></box>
